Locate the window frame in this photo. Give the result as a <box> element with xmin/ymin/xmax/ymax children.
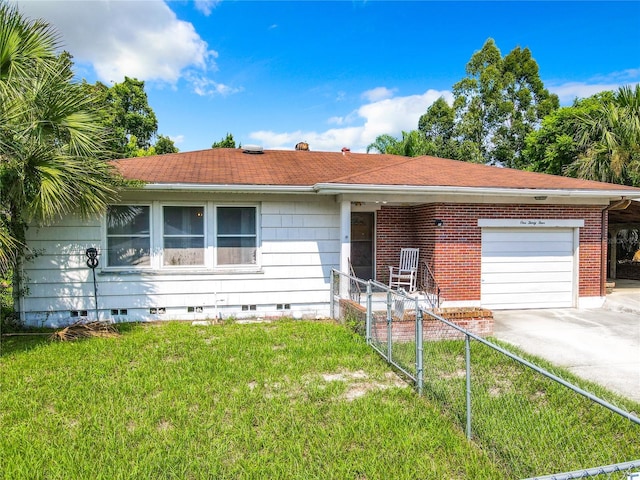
<box><xmin>160</xmin><ymin>204</ymin><xmax>207</xmax><ymax>269</ymax></box>
<box><xmin>214</xmin><ymin>204</ymin><xmax>260</xmax><ymax>269</ymax></box>
<box><xmin>104</xmin><ymin>203</ymin><xmax>153</xmax><ymax>270</ymax></box>
<box><xmin>102</xmin><ymin>202</ymin><xmax>260</xmax><ymax>272</ymax></box>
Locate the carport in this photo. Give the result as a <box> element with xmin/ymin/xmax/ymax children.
<box><xmin>608</xmin><ymin>199</ymin><xmax>640</xmax><ymax>280</ymax></box>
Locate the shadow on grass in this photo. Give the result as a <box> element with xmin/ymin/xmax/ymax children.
<box><xmin>0</xmin><ymin>321</ymin><xmax>143</xmax><ymax>357</ymax></box>
<box><xmin>0</xmin><ymin>332</ymin><xmax>52</xmax><ymax>357</ymax></box>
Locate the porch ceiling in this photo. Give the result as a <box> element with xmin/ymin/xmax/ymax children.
<box><xmin>609</xmin><ymin>200</ymin><xmax>640</xmax><ymax>229</ymax></box>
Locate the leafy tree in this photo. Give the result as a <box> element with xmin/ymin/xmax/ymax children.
<box><xmin>452</xmin><ymin>38</ymin><xmax>559</xmax><ymax>167</ymax></box>
<box><xmin>419</xmin><ymin>97</ymin><xmax>455</xmax><ymax>142</ymax></box>
<box><xmin>523</xmin><ymin>93</ymin><xmax>613</xmax><ymax>175</ymax></box>
<box><xmin>367</xmin><ymin>130</ymin><xmax>454</xmax><ymax>158</ymax></box>
<box><xmin>212</xmin><ymin>133</ymin><xmax>237</xmax><ymax>149</ymax></box>
<box><xmin>154</xmin><ymin>134</ymin><xmax>179</xmax><ymax>155</ymax></box>
<box><xmin>389</xmin><ymin>131</ymin><xmax>432</xmax><ymax>157</ymax></box>
<box><xmin>524</xmin><ymin>87</ymin><xmax>640</xmax><ymax>185</ymax></box>
<box><xmin>107</xmin><ymin>77</ymin><xmax>158</xmax><ymax>152</ymax></box>
<box><xmin>369</xmin><ymin>39</ymin><xmax>558</xmax><ymax>166</ymax></box>
<box><xmin>568</xmin><ymin>85</ymin><xmax>640</xmax><ymax>185</ymax></box>
<box><xmin>417</xmin><ymin>97</ymin><xmax>473</xmax><ymax>160</ymax></box>
<box><xmin>82</xmin><ymin>76</ymin><xmax>174</xmax><ymax>158</ymax></box>
<box><xmin>0</xmin><ymin>5</ymin><xmax>121</xmax><ymax>303</ymax></box>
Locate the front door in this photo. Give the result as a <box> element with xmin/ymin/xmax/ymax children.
<box><xmin>351</xmin><ymin>212</ymin><xmax>375</xmax><ymax>280</ymax></box>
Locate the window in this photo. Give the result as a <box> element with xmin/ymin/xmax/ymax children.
<box><xmin>106</xmin><ymin>205</ymin><xmax>151</xmax><ymax>267</ymax></box>
<box><xmin>217</xmin><ymin>207</ymin><xmax>257</xmax><ymax>265</ymax></box>
<box><xmin>163</xmin><ymin>206</ymin><xmax>205</xmax><ymax>266</ymax></box>
<box><xmin>105</xmin><ymin>203</ymin><xmax>259</xmax><ymax>270</ymax></box>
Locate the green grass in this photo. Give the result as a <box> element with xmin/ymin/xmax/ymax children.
<box><xmin>391</xmin><ymin>338</ymin><xmax>640</xmax><ymax>478</ymax></box>
<box><xmin>1</xmin><ymin>320</ymin><xmax>501</xmax><ymax>480</ymax></box>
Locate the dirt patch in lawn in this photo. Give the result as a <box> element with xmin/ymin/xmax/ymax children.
<box><xmin>321</xmin><ymin>369</ymin><xmax>409</xmax><ymax>401</ymax></box>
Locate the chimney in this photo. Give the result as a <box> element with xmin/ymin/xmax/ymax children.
<box><xmin>341</xmin><ymin>147</ymin><xmax>350</xmax><ymax>155</ymax></box>
<box><xmin>295</xmin><ymin>142</ymin><xmax>309</xmax><ymax>151</ymax></box>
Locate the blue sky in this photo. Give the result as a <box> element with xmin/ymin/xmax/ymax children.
<box><xmin>16</xmin><ymin>1</ymin><xmax>640</xmax><ymax>153</ymax></box>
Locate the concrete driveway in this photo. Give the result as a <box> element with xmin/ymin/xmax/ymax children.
<box><xmin>492</xmin><ymin>281</ymin><xmax>640</xmax><ymax>403</ymax></box>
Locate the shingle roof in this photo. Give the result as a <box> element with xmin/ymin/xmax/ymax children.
<box><xmin>113</xmin><ymin>148</ymin><xmax>640</xmax><ymax>193</ymax></box>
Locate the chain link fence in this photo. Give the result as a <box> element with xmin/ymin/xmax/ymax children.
<box><xmin>330</xmin><ymin>269</ymin><xmax>640</xmax><ymax>479</ymax></box>
<box><xmin>331</xmin><ymin>270</ymin><xmax>424</xmax><ymax>388</ymax></box>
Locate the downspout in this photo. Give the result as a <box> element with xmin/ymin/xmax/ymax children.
<box><xmin>601</xmin><ymin>199</ymin><xmax>632</xmax><ymax>295</ymax></box>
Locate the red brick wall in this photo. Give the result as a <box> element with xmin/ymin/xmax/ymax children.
<box><xmin>371</xmin><ymin>308</ymin><xmax>494</xmax><ymax>342</ymax></box>
<box><xmin>375</xmin><ymin>203</ymin><xmax>605</xmax><ymax>302</ymax></box>
<box><xmin>375</xmin><ymin>207</ymin><xmax>418</xmax><ymax>282</ymax></box>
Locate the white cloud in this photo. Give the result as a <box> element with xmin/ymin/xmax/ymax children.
<box><xmin>15</xmin><ymin>0</ymin><xmax>233</xmax><ymax>95</ymax></box>
<box><xmin>250</xmin><ymin>88</ymin><xmax>453</xmax><ymax>153</ymax></box>
<box><xmin>170</xmin><ymin>134</ymin><xmax>185</xmax><ymax>145</ymax></box>
<box><xmin>592</xmin><ymin>68</ymin><xmax>640</xmax><ymax>84</ymax></box>
<box><xmin>327</xmin><ymin>110</ymin><xmax>358</xmax><ymax>126</ymax></box>
<box><xmin>549</xmin><ymin>82</ymin><xmax>625</xmax><ymax>105</ymax></box>
<box><xmin>251</xmin><ymin>127</ymin><xmax>365</xmax><ymax>153</ymax></box>
<box><xmin>548</xmin><ymin>69</ymin><xmax>640</xmax><ymax>105</ymax></box>
<box><xmin>361</xmin><ymin>86</ymin><xmax>396</xmax><ymax>102</ymax></box>
<box><xmin>194</xmin><ymin>0</ymin><xmax>220</xmax><ymax>16</ymax></box>
<box><xmin>186</xmin><ymin>74</ymin><xmax>243</xmax><ymax>97</ymax></box>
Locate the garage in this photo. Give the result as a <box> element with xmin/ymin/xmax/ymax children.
<box><xmin>480</xmin><ymin>225</ymin><xmax>578</xmax><ymax>309</ymax></box>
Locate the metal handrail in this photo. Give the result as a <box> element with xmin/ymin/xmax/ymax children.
<box><xmin>419</xmin><ymin>260</ymin><xmax>440</xmax><ymax>308</ymax></box>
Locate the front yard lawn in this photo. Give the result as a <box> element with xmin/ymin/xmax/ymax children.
<box><xmin>1</xmin><ymin>320</ymin><xmax>501</xmax><ymax>479</ymax></box>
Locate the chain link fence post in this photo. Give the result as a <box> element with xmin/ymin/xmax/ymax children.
<box><xmin>386</xmin><ymin>290</ymin><xmax>392</xmax><ymax>363</ymax></box>
<box><xmin>365</xmin><ymin>280</ymin><xmax>372</xmax><ymax>344</ymax></box>
<box><xmin>415</xmin><ymin>296</ymin><xmax>423</xmax><ymax>395</ymax></box>
<box><xmin>465</xmin><ymin>334</ymin><xmax>472</xmax><ymax>440</ymax></box>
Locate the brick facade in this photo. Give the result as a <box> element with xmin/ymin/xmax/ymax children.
<box><xmin>375</xmin><ymin>203</ymin><xmax>605</xmax><ymax>303</ymax></box>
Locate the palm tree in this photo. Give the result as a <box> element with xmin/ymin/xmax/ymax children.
<box><xmin>366</xmin><ymin>131</ymin><xmax>433</xmax><ymax>157</ymax></box>
<box><xmin>0</xmin><ymin>5</ymin><xmax>121</xmax><ymax>303</ymax></box>
<box><xmin>568</xmin><ymin>85</ymin><xmax>640</xmax><ymax>185</ymax></box>
<box><xmin>366</xmin><ymin>134</ymin><xmax>401</xmax><ymax>154</ymax></box>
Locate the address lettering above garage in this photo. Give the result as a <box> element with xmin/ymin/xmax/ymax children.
<box><xmin>477</xmin><ymin>219</ymin><xmax>585</xmax><ymax>228</ymax></box>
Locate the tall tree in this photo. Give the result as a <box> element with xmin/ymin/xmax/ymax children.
<box><xmin>0</xmin><ymin>5</ymin><xmax>121</xmax><ymax>295</ymax></box>
<box><xmin>417</xmin><ymin>97</ymin><xmax>471</xmax><ymax>160</ymax></box>
<box><xmin>82</xmin><ymin>76</ymin><xmax>174</xmax><ymax>158</ymax></box>
<box><xmin>418</xmin><ymin>97</ymin><xmax>455</xmax><ymax>142</ymax></box>
<box><xmin>452</xmin><ymin>38</ymin><xmax>559</xmax><ymax>167</ymax></box>
<box><xmin>108</xmin><ymin>77</ymin><xmax>158</xmax><ymax>152</ymax></box>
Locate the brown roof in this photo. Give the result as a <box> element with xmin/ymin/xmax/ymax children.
<box><xmin>113</xmin><ymin>148</ymin><xmax>640</xmax><ymax>193</ymax></box>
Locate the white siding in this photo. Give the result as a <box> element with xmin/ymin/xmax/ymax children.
<box><xmin>21</xmin><ymin>197</ymin><xmax>340</xmax><ymax>326</ymax></box>
<box><xmin>481</xmin><ymin>228</ymin><xmax>576</xmax><ymax>309</ymax></box>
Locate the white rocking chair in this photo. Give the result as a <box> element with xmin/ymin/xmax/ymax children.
<box><xmin>388</xmin><ymin>248</ymin><xmax>419</xmax><ymax>292</ymax></box>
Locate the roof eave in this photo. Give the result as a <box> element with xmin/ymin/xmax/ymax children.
<box><xmin>313</xmin><ymin>183</ymin><xmax>640</xmax><ymax>199</ymax></box>
<box><xmin>128</xmin><ymin>182</ymin><xmax>640</xmax><ymax>200</ymax></box>
<box><xmin>138</xmin><ymin>183</ymin><xmax>316</xmax><ymax>193</ymax></box>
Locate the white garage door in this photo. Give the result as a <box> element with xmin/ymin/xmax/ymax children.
<box><xmin>481</xmin><ymin>228</ymin><xmax>576</xmax><ymax>309</ymax></box>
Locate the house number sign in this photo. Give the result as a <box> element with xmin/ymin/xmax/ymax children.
<box><xmin>477</xmin><ymin>219</ymin><xmax>585</xmax><ymax>228</ymax></box>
